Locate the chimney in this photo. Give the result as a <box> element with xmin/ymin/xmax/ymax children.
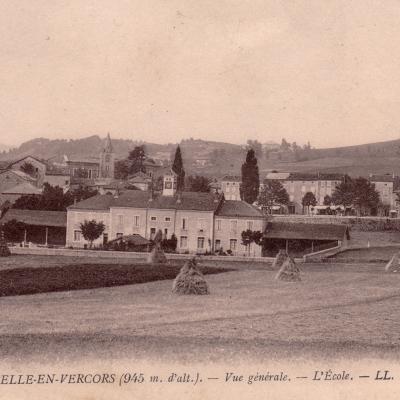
<box><xmin>148</xmin><ymin>188</ymin><xmax>153</xmax><ymax>202</ymax></box>
<box><xmin>114</xmin><ymin>189</ymin><xmax>119</xmax><ymax>199</ymax></box>
<box><xmin>176</xmin><ymin>192</ymin><xmax>182</xmax><ymax>204</ymax></box>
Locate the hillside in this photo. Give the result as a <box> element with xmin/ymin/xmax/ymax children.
<box><xmin>1</xmin><ymin>135</ymin><xmax>400</xmax><ymax>178</ymax></box>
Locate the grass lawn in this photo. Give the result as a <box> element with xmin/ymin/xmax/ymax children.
<box><xmin>0</xmin><ymin>262</ymin><xmax>231</xmax><ymax>297</ymax></box>
<box><xmin>0</xmin><ymin>254</ymin><xmax>400</xmax><ymax>364</ymax></box>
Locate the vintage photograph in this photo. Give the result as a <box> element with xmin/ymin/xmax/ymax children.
<box><xmin>1</xmin><ymin>1</ymin><xmax>400</xmax><ymax>399</ymax></box>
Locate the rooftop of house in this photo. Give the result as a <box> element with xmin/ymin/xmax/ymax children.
<box><xmin>369</xmin><ymin>174</ymin><xmax>395</xmax><ymax>183</ymax></box>
<box><xmin>65</xmin><ymin>155</ymin><xmax>101</xmax><ymax>164</ymax></box>
<box><xmin>287</xmin><ymin>172</ymin><xmax>344</xmax><ymax>181</ymax></box>
<box><xmin>127</xmin><ymin>172</ymin><xmax>152</xmax><ymax>183</ymax></box>
<box><xmin>221</xmin><ymin>175</ymin><xmax>241</xmax><ymax>183</ymax></box>
<box><xmin>67</xmin><ymin>193</ymin><xmax>116</xmax><ymax>210</ymax></box>
<box><xmin>216</xmin><ymin>200</ymin><xmax>264</xmax><ymax>218</ymax></box>
<box><xmin>1</xmin><ymin>182</ymin><xmax>42</xmax><ymax>195</ymax></box>
<box><xmin>0</xmin><ymin>169</ymin><xmax>37</xmax><ymax>182</ymax></box>
<box><xmin>264</xmin><ymin>222</ymin><xmax>350</xmax><ymax>241</ymax></box>
<box><xmin>0</xmin><ymin>209</ymin><xmax>67</xmax><ymax>228</ymax></box>
<box><xmin>265</xmin><ymin>172</ymin><xmax>290</xmax><ymax>180</ymax></box>
<box><xmin>68</xmin><ymin>190</ymin><xmax>223</xmax><ymax>212</ymax></box>
<box><xmin>6</xmin><ymin>155</ymin><xmax>48</xmax><ymax>168</ymax></box>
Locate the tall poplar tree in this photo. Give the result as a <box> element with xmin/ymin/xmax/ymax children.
<box><xmin>172</xmin><ymin>145</ymin><xmax>185</xmax><ymax>191</ymax></box>
<box><xmin>241</xmin><ymin>148</ymin><xmax>260</xmax><ymax>204</ymax></box>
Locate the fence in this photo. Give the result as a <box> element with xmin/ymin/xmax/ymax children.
<box><xmin>10</xmin><ymin>246</ymin><xmax>282</xmax><ymax>264</ymax></box>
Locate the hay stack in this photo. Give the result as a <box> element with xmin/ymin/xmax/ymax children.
<box><xmin>275</xmin><ymin>256</ymin><xmax>301</xmax><ymax>282</ymax></box>
<box><xmin>172</xmin><ymin>258</ymin><xmax>209</xmax><ymax>295</ymax></box>
<box><xmin>385</xmin><ymin>252</ymin><xmax>400</xmax><ymax>273</ymax></box>
<box><xmin>147</xmin><ymin>229</ymin><xmax>167</xmax><ymax>264</ymax></box>
<box><xmin>272</xmin><ymin>249</ymin><xmax>287</xmax><ymax>269</ymax></box>
<box><xmin>0</xmin><ymin>230</ymin><xmax>10</xmax><ymax>257</ymax></box>
<box><xmin>147</xmin><ymin>245</ymin><xmax>167</xmax><ymax>264</ymax></box>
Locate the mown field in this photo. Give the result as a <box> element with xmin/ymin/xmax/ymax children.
<box><xmin>0</xmin><ymin>254</ymin><xmax>399</xmax><ymax>365</ymax></box>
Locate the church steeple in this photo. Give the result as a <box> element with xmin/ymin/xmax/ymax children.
<box><xmin>103</xmin><ymin>133</ymin><xmax>113</xmax><ymax>153</ymax></box>
<box><xmin>99</xmin><ymin>133</ymin><xmax>115</xmax><ymax>180</ymax></box>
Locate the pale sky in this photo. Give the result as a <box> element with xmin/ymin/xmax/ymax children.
<box><xmin>1</xmin><ymin>0</ymin><xmax>400</xmax><ymax>148</ymax></box>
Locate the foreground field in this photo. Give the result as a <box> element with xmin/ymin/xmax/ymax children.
<box><xmin>0</xmin><ymin>255</ymin><xmax>399</xmax><ymax>364</ymax></box>
<box><xmin>0</xmin><ymin>262</ymin><xmax>230</xmax><ymax>296</ymax></box>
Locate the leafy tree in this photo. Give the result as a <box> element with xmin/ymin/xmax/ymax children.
<box><xmin>331</xmin><ymin>175</ymin><xmax>354</xmax><ymax>207</ymax></box>
<box><xmin>241</xmin><ymin>230</ymin><xmax>264</xmax><ymax>256</ymax></box>
<box><xmin>323</xmin><ymin>195</ymin><xmax>332</xmax><ymax>206</ymax></box>
<box><xmin>161</xmin><ymin>233</ymin><xmax>178</xmax><ymax>252</ymax></box>
<box><xmin>302</xmin><ymin>192</ymin><xmax>317</xmax><ymax>214</ymax></box>
<box><xmin>20</xmin><ymin>162</ymin><xmax>36</xmax><ymax>177</ymax></box>
<box><xmin>241</xmin><ymin>148</ymin><xmax>260</xmax><ymax>204</ymax></box>
<box><xmin>247</xmin><ymin>140</ymin><xmax>263</xmax><ymax>158</ymax></box>
<box><xmin>13</xmin><ymin>195</ymin><xmax>42</xmax><ymax>210</ymax></box>
<box><xmin>172</xmin><ymin>145</ymin><xmax>185</xmax><ymax>191</ymax></box>
<box><xmin>70</xmin><ymin>185</ymin><xmax>98</xmax><ymax>203</ymax></box>
<box><xmin>258</xmin><ymin>180</ymin><xmax>289</xmax><ymax>213</ymax></box>
<box><xmin>114</xmin><ymin>159</ymin><xmax>131</xmax><ymax>179</ymax></box>
<box><xmin>39</xmin><ymin>183</ymin><xmax>72</xmax><ymax>211</ymax></box>
<box><xmin>280</xmin><ymin>138</ymin><xmax>291</xmax><ymax>151</ymax></box>
<box><xmin>128</xmin><ymin>145</ymin><xmax>146</xmax><ymax>174</ymax></box>
<box><xmin>80</xmin><ymin>220</ymin><xmax>105</xmax><ymax>248</ymax></box>
<box><xmin>12</xmin><ymin>183</ymin><xmax>84</xmax><ymax>211</ymax></box>
<box><xmin>241</xmin><ymin>229</ymin><xmax>254</xmax><ymax>255</ymax></box>
<box><xmin>186</xmin><ymin>175</ymin><xmax>211</xmax><ymax>192</ymax></box>
<box><xmin>352</xmin><ymin>177</ymin><xmax>380</xmax><ymax>216</ymax></box>
<box><xmin>2</xmin><ymin>219</ymin><xmax>26</xmax><ymax>243</ymax></box>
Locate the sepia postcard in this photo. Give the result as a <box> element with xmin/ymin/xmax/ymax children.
<box><xmin>1</xmin><ymin>1</ymin><xmax>400</xmax><ymax>399</ymax></box>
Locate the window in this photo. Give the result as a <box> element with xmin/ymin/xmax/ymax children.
<box><xmin>74</xmin><ymin>230</ymin><xmax>81</xmax><ymax>241</ymax></box>
<box><xmin>181</xmin><ymin>218</ymin><xmax>187</xmax><ymax>230</ymax></box>
<box><xmin>230</xmin><ymin>220</ymin><xmax>237</xmax><ymax>234</ymax></box>
<box><xmin>215</xmin><ymin>240</ymin><xmax>221</xmax><ymax>251</ymax></box>
<box><xmin>165</xmin><ymin>217</ymin><xmax>171</xmax><ymax>222</ymax></box>
<box><xmin>150</xmin><ymin>216</ymin><xmax>157</xmax><ymax>221</ymax></box>
<box><xmin>230</xmin><ymin>239</ymin><xmax>237</xmax><ymax>251</ymax></box>
<box><xmin>246</xmin><ymin>221</ymin><xmax>253</xmax><ymax>230</ymax></box>
<box><xmin>116</xmin><ymin>233</ymin><xmax>123</xmax><ymax>238</ymax></box>
<box><xmin>133</xmin><ymin>216</ymin><xmax>140</xmax><ymax>227</ymax></box>
<box><xmin>164</xmin><ymin>228</ymin><xmax>168</xmax><ymax>237</ymax></box>
<box><xmin>197</xmin><ymin>237</ymin><xmax>205</xmax><ymax>249</ymax></box>
<box><xmin>118</xmin><ymin>214</ymin><xmax>124</xmax><ymax>226</ymax></box>
<box><xmin>216</xmin><ymin>219</ymin><xmax>222</xmax><ymax>231</ymax></box>
<box><xmin>150</xmin><ymin>228</ymin><xmax>156</xmax><ymax>240</ymax></box>
<box><xmin>180</xmin><ymin>236</ymin><xmax>188</xmax><ymax>248</ymax></box>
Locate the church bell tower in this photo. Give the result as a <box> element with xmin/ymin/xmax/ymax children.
<box><xmin>99</xmin><ymin>133</ymin><xmax>115</xmax><ymax>180</ymax></box>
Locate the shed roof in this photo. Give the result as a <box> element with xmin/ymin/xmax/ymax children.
<box><xmin>264</xmin><ymin>222</ymin><xmax>349</xmax><ymax>241</ymax></box>
<box><xmin>0</xmin><ymin>209</ymin><xmax>67</xmax><ymax>227</ymax></box>
<box><xmin>108</xmin><ymin>234</ymin><xmax>150</xmax><ymax>246</ymax></box>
